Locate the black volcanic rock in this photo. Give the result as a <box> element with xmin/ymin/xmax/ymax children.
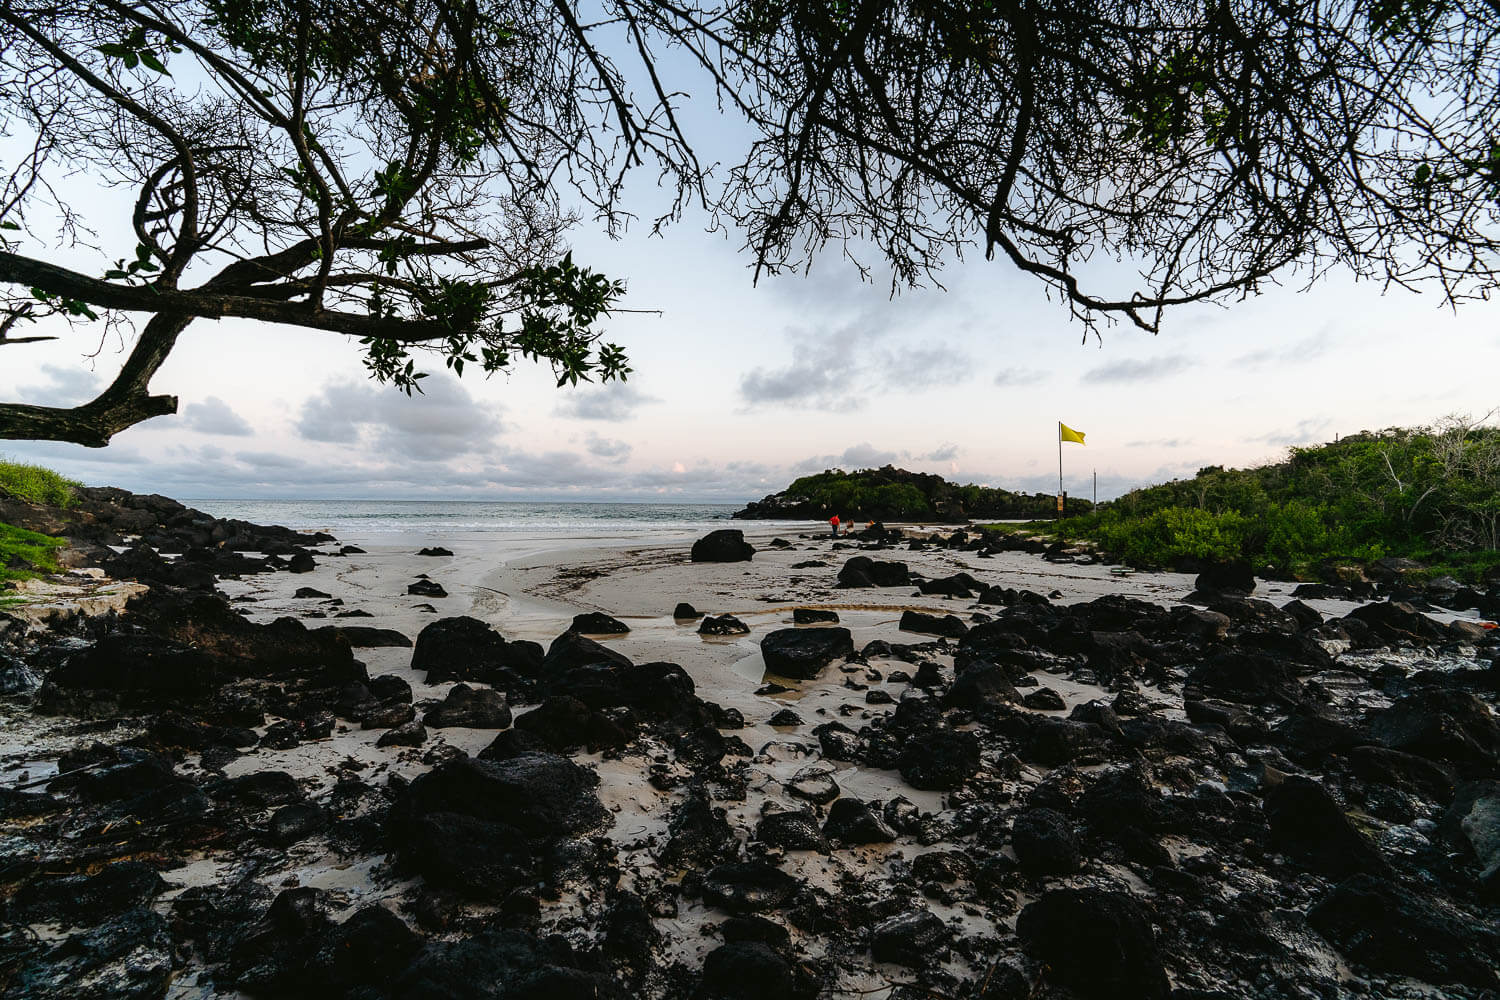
<box><xmin>423</xmin><ymin>684</ymin><xmax>512</xmax><ymax>729</ymax></box>
<box><xmin>407</xmin><ymin>578</ymin><xmax>447</xmax><ymax>598</ymax></box>
<box><xmin>1011</xmin><ymin>807</ymin><xmax>1081</xmax><ymax>875</ymax></box>
<box><xmin>1263</xmin><ymin>774</ymin><xmax>1391</xmax><ymax>878</ymax></box>
<box><xmin>792</xmin><ymin>608</ymin><xmax>839</xmax><ymax>624</ymax></box>
<box><xmin>411</xmin><ymin>616</ymin><xmax>542</xmax><ymax>689</ymax></box>
<box><xmin>699</xmin><ymin>862</ymin><xmax>800</xmax><ymax>914</ymax></box>
<box><xmin>1308</xmin><ymin>874</ymin><xmax>1500</xmax><ymax>988</ymax></box>
<box><xmin>700</xmin><ymin>615</ymin><xmax>751</xmax><ymax>636</ymax></box>
<box><xmin>760</xmin><ymin>627</ymin><xmax>853</xmax><ymax>679</ymax></box>
<box><xmin>1368</xmin><ymin>689</ymin><xmax>1500</xmax><ymax>771</ymax></box>
<box><xmin>692</xmin><ymin>529</ymin><xmax>755</xmax><ymax>562</ymax></box>
<box><xmin>1193</xmin><ymin>559</ymin><xmax>1255</xmax><ymax>595</ymax></box>
<box><xmin>543</xmin><ymin>631</ymin><xmax>632</xmax><ymax>672</ymax></box>
<box><xmin>871</xmin><ymin>910</ymin><xmax>949</xmax><ymax>968</ymax></box>
<box><xmin>570</xmin><ymin>612</ymin><xmax>630</xmax><ymax>634</ymax></box>
<box><xmin>1017</xmin><ymin>890</ymin><xmax>1170</xmax><ymax>1000</ymax></box>
<box><xmin>674</xmin><ymin>602</ymin><xmax>702</xmax><ymax>620</ymax></box>
<box><xmin>898</xmin><ymin>610</ymin><xmax>968</xmax><ymax>638</ymax></box>
<box><xmin>836</xmin><ymin>556</ymin><xmax>910</xmax><ymax>588</ymax></box>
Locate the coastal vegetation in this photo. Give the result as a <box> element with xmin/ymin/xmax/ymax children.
<box><xmin>0</xmin><ymin>459</ymin><xmax>74</xmax><ymax>580</ymax></box>
<box><xmin>0</xmin><ymin>522</ymin><xmax>65</xmax><ymax>582</ymax></box>
<box><xmin>4</xmin><ymin>3</ymin><xmax>1500</xmax><ymax>445</ymax></box>
<box><xmin>0</xmin><ymin>458</ymin><xmax>78</xmax><ymax>508</ymax></box>
<box><xmin>1039</xmin><ymin>417</ymin><xmax>1500</xmax><ymax>581</ymax></box>
<box><xmin>736</xmin><ymin>465</ymin><xmax>1093</xmax><ymax>521</ymax></box>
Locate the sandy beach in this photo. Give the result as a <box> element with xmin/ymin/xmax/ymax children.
<box><xmin>5</xmin><ymin>510</ymin><xmax>1498</xmax><ymax>1000</ymax></box>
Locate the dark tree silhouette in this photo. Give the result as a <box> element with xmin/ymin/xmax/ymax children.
<box><xmin>2</xmin><ymin>1</ymin><xmax>1497</xmax><ymax>444</ymax></box>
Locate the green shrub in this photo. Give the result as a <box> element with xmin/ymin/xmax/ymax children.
<box><xmin>0</xmin><ymin>521</ymin><xmax>66</xmax><ymax>581</ymax></box>
<box><xmin>0</xmin><ymin>458</ymin><xmax>79</xmax><ymax>507</ymax></box>
<box><xmin>1043</xmin><ymin>417</ymin><xmax>1500</xmax><ymax>580</ymax></box>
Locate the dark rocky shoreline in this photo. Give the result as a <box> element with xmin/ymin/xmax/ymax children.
<box><xmin>1</xmin><ymin>499</ymin><xmax>1498</xmax><ymax>998</ymax></box>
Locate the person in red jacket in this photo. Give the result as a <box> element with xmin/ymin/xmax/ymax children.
<box><xmin>829</xmin><ymin>514</ymin><xmax>840</xmax><ymax>538</ymax></box>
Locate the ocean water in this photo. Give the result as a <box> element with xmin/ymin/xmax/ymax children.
<box><xmin>182</xmin><ymin>499</ymin><xmax>746</xmax><ymax>540</ymax></box>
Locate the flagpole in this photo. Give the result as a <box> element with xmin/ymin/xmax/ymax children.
<box><xmin>1057</xmin><ymin>421</ymin><xmax>1063</xmax><ymax>508</ymax></box>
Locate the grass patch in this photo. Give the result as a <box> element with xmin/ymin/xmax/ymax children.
<box><xmin>0</xmin><ymin>521</ymin><xmax>66</xmax><ymax>582</ymax></box>
<box><xmin>0</xmin><ymin>458</ymin><xmax>79</xmax><ymax>508</ymax></box>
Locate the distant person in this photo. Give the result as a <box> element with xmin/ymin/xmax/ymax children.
<box><xmin>829</xmin><ymin>514</ymin><xmax>840</xmax><ymax>538</ymax></box>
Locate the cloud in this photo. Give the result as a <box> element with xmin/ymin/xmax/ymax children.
<box><xmin>738</xmin><ymin>346</ymin><xmax>851</xmax><ymax>409</ymax></box>
<box><xmin>182</xmin><ymin>396</ymin><xmax>253</xmax><ymax>436</ymax></box>
<box><xmin>296</xmin><ymin>375</ymin><xmax>501</xmax><ymax>459</ymax></box>
<box><xmin>739</xmin><ymin>311</ymin><xmax>972</xmax><ymax>410</ymax></box>
<box><xmin>1124</xmin><ymin>438</ymin><xmax>1190</xmax><ymax>449</ymax></box>
<box><xmin>1231</xmin><ymin>329</ymin><xmax>1335</xmax><ymax>370</ymax></box>
<box><xmin>993</xmin><ymin>367</ymin><xmax>1045</xmax><ymax>387</ymax></box>
<box><xmin>790</xmin><ymin>442</ymin><xmax>902</xmax><ymax>475</ymax></box>
<box><xmin>584</xmin><ymin>432</ymin><xmax>632</xmax><ymax>463</ymax></box>
<box><xmin>1082</xmin><ymin>356</ymin><xmax>1195</xmax><ymax>384</ymax></box>
<box><xmin>1254</xmin><ymin>417</ymin><xmax>1333</xmax><ymax>447</ymax></box>
<box><xmin>920</xmin><ymin>443</ymin><xmax>960</xmax><ymax>461</ymax></box>
<box><xmin>554</xmin><ymin>382</ymin><xmax>658</xmax><ymax>421</ymax></box>
<box><xmin>15</xmin><ymin>363</ymin><xmax>103</xmax><ymax>407</ymax></box>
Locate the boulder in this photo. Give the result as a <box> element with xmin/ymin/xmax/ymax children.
<box><xmin>786</xmin><ymin>763</ymin><xmax>840</xmax><ymax>804</ymax></box>
<box><xmin>394</xmin><ymin>753</ymin><xmax>608</xmax><ymax>840</ymax></box>
<box><xmin>692</xmin><ymin>529</ymin><xmax>755</xmax><ymax>563</ymax></box>
<box><xmin>543</xmin><ymin>631</ymin><xmax>632</xmax><ymax>672</ymax></box>
<box><xmin>1263</xmin><ymin>774</ymin><xmax>1391</xmax><ymax>878</ymax></box>
<box><xmin>792</xmin><ymin>608</ymin><xmax>839</xmax><ymax>624</ymax></box>
<box><xmin>871</xmin><ymin>910</ymin><xmax>950</xmax><ymax>968</ymax></box>
<box><xmin>674</xmin><ymin>603</ymin><xmax>702</xmax><ymax>620</ymax></box>
<box><xmin>822</xmin><ymin>797</ymin><xmax>896</xmax><ymax>844</ymax></box>
<box><xmin>377</xmin><ymin>720</ymin><xmax>427</xmax><ymax>748</ymax></box>
<box><xmin>944</xmin><ymin>662</ymin><xmax>1019</xmax><ymax>711</ymax></box>
<box><xmin>1307</xmin><ymin>874</ymin><xmax>1499</xmax><ymax>988</ymax></box>
<box><xmin>417</xmin><ymin>546</ymin><xmax>454</xmax><ymax>556</ymax></box>
<box><xmin>897</xmin><ymin>728</ymin><xmax>979</xmax><ymax>790</ymax></box>
<box><xmin>1441</xmin><ymin>780</ymin><xmax>1500</xmax><ymax>892</ymax></box>
<box><xmin>870</xmin><ymin>911</ymin><xmax>948</xmax><ymax>965</ymax></box>
<box><xmin>1368</xmin><ymin>689</ymin><xmax>1500</xmax><ymax>771</ymax></box>
<box><xmin>1016</xmin><ymin>890</ymin><xmax>1170</xmax><ymax>1000</ymax></box>
<box><xmin>412</xmin><ymin>616</ymin><xmax>542</xmax><ymax>688</ymax></box>
<box><xmin>898</xmin><ymin>610</ymin><xmax>969</xmax><ymax>638</ymax></box>
<box><xmin>1011</xmin><ymin>807</ymin><xmax>1081</xmax><ymax>875</ymax></box>
<box><xmin>760</xmin><ymin>627</ymin><xmax>854</xmax><ymax>679</ymax></box>
<box><xmin>422</xmin><ymin>684</ymin><xmax>512</xmax><ymax>729</ymax></box>
<box><xmin>570</xmin><ymin>612</ymin><xmax>630</xmax><ymax>635</ymax></box>
<box><xmin>700</xmin><ymin>615</ymin><xmax>751</xmax><ymax>636</ymax></box>
<box><xmin>756</xmin><ymin>810</ymin><xmax>830</xmax><ymax>853</ymax></box>
<box><xmin>407</xmin><ymin>579</ymin><xmax>447</xmax><ymax>598</ymax></box>
<box><xmin>1194</xmin><ymin>560</ymin><xmax>1255</xmax><ymax>595</ymax></box>
<box><xmin>699</xmin><ymin>862</ymin><xmax>800</xmax><ymax>915</ymax></box>
<box><xmin>312</xmin><ymin>625</ymin><xmax>411</xmax><ymax>648</ymax></box>
<box><xmin>698</xmin><ymin>942</ymin><xmax>799</xmax><ymax>1000</ymax></box>
<box><xmin>836</xmin><ymin>556</ymin><xmax>910</xmax><ymax>588</ymax></box>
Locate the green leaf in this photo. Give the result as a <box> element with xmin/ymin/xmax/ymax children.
<box><xmin>139</xmin><ymin>50</ymin><xmax>169</xmax><ymax>74</ymax></box>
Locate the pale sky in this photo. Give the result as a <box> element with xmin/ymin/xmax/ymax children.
<box><xmin>4</xmin><ymin>40</ymin><xmax>1498</xmax><ymax>505</ymax></box>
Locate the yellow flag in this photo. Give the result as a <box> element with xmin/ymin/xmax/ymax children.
<box><xmin>1059</xmin><ymin>422</ymin><xmax>1086</xmax><ymax>445</ymax></box>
